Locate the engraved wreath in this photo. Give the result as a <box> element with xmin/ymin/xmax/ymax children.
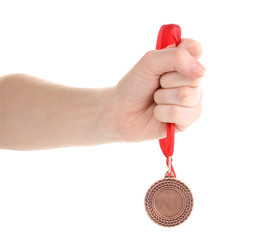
<box><xmin>145</xmin><ymin>177</ymin><xmax>193</xmax><ymax>227</ymax></box>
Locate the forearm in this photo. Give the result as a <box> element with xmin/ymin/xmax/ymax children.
<box><xmin>0</xmin><ymin>73</ymin><xmax>121</xmax><ymax>150</ymax></box>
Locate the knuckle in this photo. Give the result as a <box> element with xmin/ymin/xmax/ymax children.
<box><xmin>190</xmin><ymin>39</ymin><xmax>202</xmax><ymax>53</ymax></box>
<box><xmin>176</xmin><ymin>46</ymin><xmax>185</xmax><ymax>57</ymax></box>
<box><xmin>181</xmin><ymin>38</ymin><xmax>202</xmax><ymax>57</ymax></box>
<box><xmin>175</xmin><ymin>47</ymin><xmax>186</xmax><ymax>64</ymax></box>
<box><xmin>170</xmin><ymin>106</ymin><xmax>181</xmax><ymax>120</ymax></box>
<box><xmin>178</xmin><ymin>87</ymin><xmax>201</xmax><ymax>107</ymax></box>
<box><xmin>143</xmin><ymin>50</ymin><xmax>156</xmax><ymax>60</ymax></box>
<box><xmin>178</xmin><ymin>87</ymin><xmax>191</xmax><ymax>103</ymax></box>
<box><xmin>139</xmin><ymin>50</ymin><xmax>158</xmax><ymax>74</ymax></box>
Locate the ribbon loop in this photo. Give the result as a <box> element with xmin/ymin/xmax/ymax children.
<box><xmin>156</xmin><ymin>24</ymin><xmax>182</xmax><ymax>178</ymax></box>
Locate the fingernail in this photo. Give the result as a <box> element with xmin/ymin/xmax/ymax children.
<box><xmin>189</xmin><ymin>61</ymin><xmax>206</xmax><ymax>74</ymax></box>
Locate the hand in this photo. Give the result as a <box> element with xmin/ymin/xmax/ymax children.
<box><xmin>104</xmin><ymin>38</ymin><xmax>206</xmax><ymax>142</ymax></box>
<box><xmin>0</xmin><ymin>38</ymin><xmax>205</xmax><ymax>150</ymax></box>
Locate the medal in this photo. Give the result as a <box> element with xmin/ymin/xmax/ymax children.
<box><xmin>144</xmin><ymin>24</ymin><xmax>194</xmax><ymax>227</ymax></box>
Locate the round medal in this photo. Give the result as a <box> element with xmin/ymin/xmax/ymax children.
<box><xmin>145</xmin><ymin>172</ymin><xmax>193</xmax><ymax>227</ymax></box>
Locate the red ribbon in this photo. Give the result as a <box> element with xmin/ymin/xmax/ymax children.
<box><xmin>156</xmin><ymin>24</ymin><xmax>182</xmax><ymax>178</ymax></box>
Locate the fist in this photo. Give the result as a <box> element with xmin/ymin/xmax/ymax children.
<box><xmin>105</xmin><ymin>38</ymin><xmax>206</xmax><ymax>142</ymax></box>
<box><xmin>153</xmin><ymin>39</ymin><xmax>205</xmax><ymax>129</ymax></box>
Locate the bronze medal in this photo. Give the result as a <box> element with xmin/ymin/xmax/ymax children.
<box><xmin>145</xmin><ymin>171</ymin><xmax>193</xmax><ymax>227</ymax></box>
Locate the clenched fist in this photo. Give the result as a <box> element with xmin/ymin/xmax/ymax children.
<box><xmin>103</xmin><ymin>38</ymin><xmax>206</xmax><ymax>142</ymax></box>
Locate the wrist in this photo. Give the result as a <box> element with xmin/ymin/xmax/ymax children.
<box><xmin>86</xmin><ymin>87</ymin><xmax>123</xmax><ymax>145</ymax></box>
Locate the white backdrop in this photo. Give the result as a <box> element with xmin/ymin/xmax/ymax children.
<box><xmin>1</xmin><ymin>0</ymin><xmax>272</xmax><ymax>239</ymax></box>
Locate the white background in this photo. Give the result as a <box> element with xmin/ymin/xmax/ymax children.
<box><xmin>0</xmin><ymin>0</ymin><xmax>272</xmax><ymax>239</ymax></box>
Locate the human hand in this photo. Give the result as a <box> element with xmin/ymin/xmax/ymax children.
<box><xmin>0</xmin><ymin>39</ymin><xmax>205</xmax><ymax>150</ymax></box>
<box><xmin>103</xmin><ymin>38</ymin><xmax>206</xmax><ymax>142</ymax></box>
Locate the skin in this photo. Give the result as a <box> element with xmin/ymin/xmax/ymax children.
<box><xmin>0</xmin><ymin>38</ymin><xmax>205</xmax><ymax>150</ymax></box>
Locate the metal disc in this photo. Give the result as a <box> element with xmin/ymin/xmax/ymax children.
<box><xmin>145</xmin><ymin>173</ymin><xmax>193</xmax><ymax>227</ymax></box>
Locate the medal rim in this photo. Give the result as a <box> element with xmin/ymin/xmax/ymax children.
<box><xmin>144</xmin><ymin>175</ymin><xmax>194</xmax><ymax>227</ymax></box>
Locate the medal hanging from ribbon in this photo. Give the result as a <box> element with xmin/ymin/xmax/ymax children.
<box><xmin>144</xmin><ymin>24</ymin><xmax>194</xmax><ymax>227</ymax></box>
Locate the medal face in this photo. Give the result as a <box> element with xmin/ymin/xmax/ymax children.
<box><xmin>145</xmin><ymin>173</ymin><xmax>193</xmax><ymax>227</ymax></box>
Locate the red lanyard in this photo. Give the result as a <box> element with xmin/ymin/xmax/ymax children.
<box><xmin>156</xmin><ymin>24</ymin><xmax>182</xmax><ymax>178</ymax></box>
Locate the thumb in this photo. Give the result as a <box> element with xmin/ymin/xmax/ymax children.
<box><xmin>135</xmin><ymin>46</ymin><xmax>205</xmax><ymax>79</ymax></box>
<box><xmin>115</xmin><ymin>44</ymin><xmax>205</xmax><ymax>103</ymax></box>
